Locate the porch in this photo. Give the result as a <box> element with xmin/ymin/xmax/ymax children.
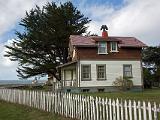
<box><xmin>58</xmin><ymin>61</ymin><xmax>78</xmax><ymax>88</ymax></box>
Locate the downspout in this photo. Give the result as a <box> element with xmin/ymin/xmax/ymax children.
<box><xmin>78</xmin><ymin>61</ymin><xmax>80</xmax><ymax>88</ymax></box>
<box><xmin>141</xmin><ymin>47</ymin><xmax>144</xmax><ymax>91</ymax></box>
<box><xmin>141</xmin><ymin>59</ymin><xmax>144</xmax><ymax>91</ymax></box>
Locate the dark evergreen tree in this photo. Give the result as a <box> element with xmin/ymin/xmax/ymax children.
<box><xmin>5</xmin><ymin>2</ymin><xmax>91</xmax><ymax>79</ymax></box>
<box><xmin>142</xmin><ymin>45</ymin><xmax>160</xmax><ymax>87</ymax></box>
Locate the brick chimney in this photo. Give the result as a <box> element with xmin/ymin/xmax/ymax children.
<box><xmin>100</xmin><ymin>25</ymin><xmax>108</xmax><ymax>38</ymax></box>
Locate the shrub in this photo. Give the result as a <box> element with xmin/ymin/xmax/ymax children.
<box><xmin>113</xmin><ymin>76</ymin><xmax>133</xmax><ymax>91</ymax></box>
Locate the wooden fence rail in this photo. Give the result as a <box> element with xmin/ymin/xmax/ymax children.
<box><xmin>0</xmin><ymin>89</ymin><xmax>159</xmax><ymax>120</ymax></box>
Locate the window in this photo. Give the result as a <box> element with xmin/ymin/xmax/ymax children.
<box><xmin>123</xmin><ymin>65</ymin><xmax>132</xmax><ymax>77</ymax></box>
<box><xmin>67</xmin><ymin>89</ymin><xmax>71</xmax><ymax>92</ymax></box>
<box><xmin>81</xmin><ymin>64</ymin><xmax>91</xmax><ymax>80</ymax></box>
<box><xmin>110</xmin><ymin>42</ymin><xmax>118</xmax><ymax>52</ymax></box>
<box><xmin>98</xmin><ymin>88</ymin><xmax>105</xmax><ymax>92</ymax></box>
<box><xmin>82</xmin><ymin>89</ymin><xmax>90</xmax><ymax>92</ymax></box>
<box><xmin>98</xmin><ymin>42</ymin><xmax>107</xmax><ymax>54</ymax></box>
<box><xmin>97</xmin><ymin>65</ymin><xmax>106</xmax><ymax>80</ymax></box>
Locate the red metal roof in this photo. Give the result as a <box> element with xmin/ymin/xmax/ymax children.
<box><xmin>70</xmin><ymin>35</ymin><xmax>147</xmax><ymax>48</ymax></box>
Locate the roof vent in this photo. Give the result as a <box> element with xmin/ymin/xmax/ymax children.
<box><xmin>100</xmin><ymin>25</ymin><xmax>108</xmax><ymax>38</ymax></box>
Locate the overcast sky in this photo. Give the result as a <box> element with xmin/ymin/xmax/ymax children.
<box><xmin>0</xmin><ymin>0</ymin><xmax>160</xmax><ymax>80</ymax></box>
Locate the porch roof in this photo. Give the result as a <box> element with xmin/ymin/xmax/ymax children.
<box><xmin>57</xmin><ymin>61</ymin><xmax>77</xmax><ymax>68</ymax></box>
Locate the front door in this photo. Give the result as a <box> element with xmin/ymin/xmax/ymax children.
<box><xmin>64</xmin><ymin>70</ymin><xmax>72</xmax><ymax>86</ymax></box>
<box><xmin>64</xmin><ymin>69</ymin><xmax>76</xmax><ymax>87</ymax></box>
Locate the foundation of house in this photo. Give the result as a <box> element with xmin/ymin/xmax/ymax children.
<box><xmin>60</xmin><ymin>86</ymin><xmax>143</xmax><ymax>93</ymax></box>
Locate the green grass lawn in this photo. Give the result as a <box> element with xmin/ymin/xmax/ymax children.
<box><xmin>0</xmin><ymin>100</ymin><xmax>75</xmax><ymax>120</ymax></box>
<box><xmin>81</xmin><ymin>88</ymin><xmax>160</xmax><ymax>104</ymax></box>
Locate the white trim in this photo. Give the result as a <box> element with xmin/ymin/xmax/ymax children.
<box><xmin>110</xmin><ymin>50</ymin><xmax>119</xmax><ymax>53</ymax></box>
<box><xmin>110</xmin><ymin>41</ymin><xmax>118</xmax><ymax>52</ymax></box>
<box><xmin>98</xmin><ymin>41</ymin><xmax>108</xmax><ymax>54</ymax></box>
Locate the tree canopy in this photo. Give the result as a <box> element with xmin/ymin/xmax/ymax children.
<box><xmin>5</xmin><ymin>1</ymin><xmax>91</xmax><ymax>79</ymax></box>
<box><xmin>143</xmin><ymin>46</ymin><xmax>160</xmax><ymax>67</ymax></box>
<box><xmin>142</xmin><ymin>45</ymin><xmax>160</xmax><ymax>87</ymax></box>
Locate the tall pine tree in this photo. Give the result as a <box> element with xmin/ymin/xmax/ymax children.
<box><xmin>5</xmin><ymin>2</ymin><xmax>90</xmax><ymax>80</ymax></box>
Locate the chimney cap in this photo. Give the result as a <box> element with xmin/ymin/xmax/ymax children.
<box><xmin>100</xmin><ymin>25</ymin><xmax>108</xmax><ymax>31</ymax></box>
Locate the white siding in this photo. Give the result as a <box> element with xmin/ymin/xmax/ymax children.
<box><xmin>79</xmin><ymin>60</ymin><xmax>142</xmax><ymax>87</ymax></box>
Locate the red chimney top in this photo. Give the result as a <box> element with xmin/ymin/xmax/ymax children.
<box><xmin>100</xmin><ymin>25</ymin><xmax>108</xmax><ymax>38</ymax></box>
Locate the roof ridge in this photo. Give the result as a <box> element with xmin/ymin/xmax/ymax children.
<box><xmin>70</xmin><ymin>35</ymin><xmax>136</xmax><ymax>38</ymax></box>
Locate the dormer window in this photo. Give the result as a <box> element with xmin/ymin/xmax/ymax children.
<box><xmin>98</xmin><ymin>42</ymin><xmax>107</xmax><ymax>54</ymax></box>
<box><xmin>110</xmin><ymin>42</ymin><xmax>118</xmax><ymax>52</ymax></box>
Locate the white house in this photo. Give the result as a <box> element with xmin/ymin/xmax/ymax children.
<box><xmin>56</xmin><ymin>25</ymin><xmax>146</xmax><ymax>92</ymax></box>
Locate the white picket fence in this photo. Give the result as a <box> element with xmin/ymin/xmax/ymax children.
<box><xmin>0</xmin><ymin>89</ymin><xmax>159</xmax><ymax>120</ymax></box>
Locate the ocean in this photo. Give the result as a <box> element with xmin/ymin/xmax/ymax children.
<box><xmin>0</xmin><ymin>80</ymin><xmax>46</xmax><ymax>85</ymax></box>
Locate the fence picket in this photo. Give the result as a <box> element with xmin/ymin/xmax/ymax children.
<box><xmin>120</xmin><ymin>99</ymin><xmax>124</xmax><ymax>120</ymax></box>
<box><xmin>92</xmin><ymin>96</ymin><xmax>96</xmax><ymax>120</ymax></box>
<box><xmin>133</xmin><ymin>101</ymin><xmax>137</xmax><ymax>120</ymax></box>
<box><xmin>154</xmin><ymin>102</ymin><xmax>157</xmax><ymax>120</ymax></box>
<box><xmin>82</xmin><ymin>96</ymin><xmax>85</xmax><ymax>120</ymax></box>
<box><xmin>0</xmin><ymin>89</ymin><xmax>159</xmax><ymax>120</ymax></box>
<box><xmin>138</xmin><ymin>101</ymin><xmax>142</xmax><ymax>120</ymax></box>
<box><xmin>105</xmin><ymin>98</ymin><xmax>109</xmax><ymax>120</ymax></box>
<box><xmin>143</xmin><ymin>101</ymin><xmax>147</xmax><ymax>120</ymax></box>
<box><xmin>148</xmin><ymin>102</ymin><xmax>152</xmax><ymax>120</ymax></box>
<box><xmin>129</xmin><ymin>100</ymin><xmax>132</xmax><ymax>120</ymax></box>
<box><xmin>109</xmin><ymin>99</ymin><xmax>113</xmax><ymax>120</ymax></box>
<box><xmin>96</xmin><ymin>97</ymin><xmax>99</xmax><ymax>120</ymax></box>
<box><xmin>102</xmin><ymin>98</ymin><xmax>105</xmax><ymax>120</ymax></box>
<box><xmin>87</xmin><ymin>96</ymin><xmax>91</xmax><ymax>120</ymax></box>
<box><xmin>99</xmin><ymin>97</ymin><xmax>102</xmax><ymax>120</ymax></box>
<box><xmin>124</xmin><ymin>100</ymin><xmax>128</xmax><ymax>120</ymax></box>
<box><xmin>116</xmin><ymin>99</ymin><xmax>120</xmax><ymax>120</ymax></box>
<box><xmin>112</xmin><ymin>99</ymin><xmax>116</xmax><ymax>120</ymax></box>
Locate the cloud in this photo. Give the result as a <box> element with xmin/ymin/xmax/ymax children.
<box><xmin>0</xmin><ymin>40</ymin><xmax>19</xmax><ymax>80</ymax></box>
<box><xmin>0</xmin><ymin>0</ymin><xmax>51</xmax><ymax>38</ymax></box>
<box><xmin>0</xmin><ymin>40</ymin><xmax>47</xmax><ymax>80</ymax></box>
<box><xmin>82</xmin><ymin>0</ymin><xmax>160</xmax><ymax>46</ymax></box>
<box><xmin>0</xmin><ymin>0</ymin><xmax>53</xmax><ymax>80</ymax></box>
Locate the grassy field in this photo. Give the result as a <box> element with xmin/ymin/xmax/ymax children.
<box><xmin>0</xmin><ymin>100</ymin><xmax>75</xmax><ymax>120</ymax></box>
<box><xmin>82</xmin><ymin>88</ymin><xmax>160</xmax><ymax>104</ymax></box>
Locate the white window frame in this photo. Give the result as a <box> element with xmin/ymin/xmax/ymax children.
<box><xmin>123</xmin><ymin>64</ymin><xmax>133</xmax><ymax>78</ymax></box>
<box><xmin>110</xmin><ymin>42</ymin><xmax>118</xmax><ymax>52</ymax></box>
<box><xmin>96</xmin><ymin>64</ymin><xmax>106</xmax><ymax>80</ymax></box>
<box><xmin>98</xmin><ymin>42</ymin><xmax>108</xmax><ymax>54</ymax></box>
<box><xmin>81</xmin><ymin>64</ymin><xmax>91</xmax><ymax>81</ymax></box>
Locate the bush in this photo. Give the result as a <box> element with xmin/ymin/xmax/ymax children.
<box><xmin>113</xmin><ymin>76</ymin><xmax>133</xmax><ymax>91</ymax></box>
